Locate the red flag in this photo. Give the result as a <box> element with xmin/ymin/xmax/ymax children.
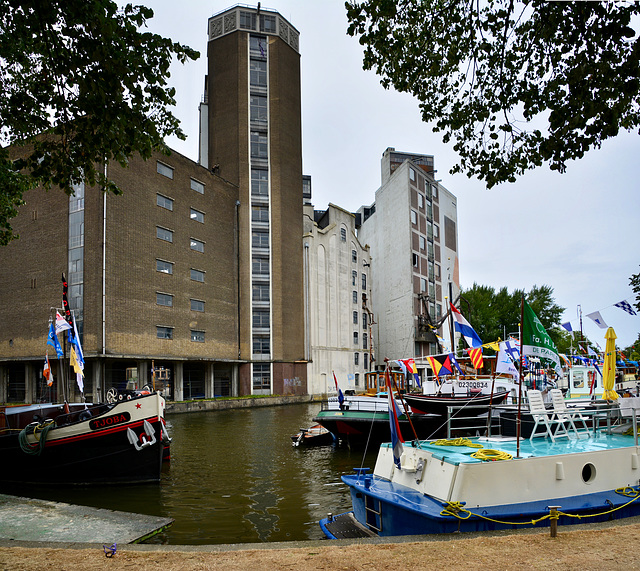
<box><xmin>43</xmin><ymin>353</ymin><xmax>52</xmax><ymax>386</ymax></box>
<box><xmin>467</xmin><ymin>347</ymin><xmax>483</xmax><ymax>370</ymax></box>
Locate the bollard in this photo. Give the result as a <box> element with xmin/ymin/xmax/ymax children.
<box><xmin>549</xmin><ymin>506</ymin><xmax>561</xmax><ymax>538</ymax></box>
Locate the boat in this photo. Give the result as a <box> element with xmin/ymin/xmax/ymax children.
<box><xmin>403</xmin><ymin>391</ymin><xmax>510</xmax><ymax>417</ymax></box>
<box><xmin>291</xmin><ymin>424</ymin><xmax>336</xmax><ymax>447</ymax></box>
<box><xmin>0</xmin><ymin>391</ymin><xmax>170</xmax><ymax>485</ymax></box>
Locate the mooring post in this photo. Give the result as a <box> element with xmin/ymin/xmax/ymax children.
<box><xmin>549</xmin><ymin>505</ymin><xmax>561</xmax><ymax>538</ymax></box>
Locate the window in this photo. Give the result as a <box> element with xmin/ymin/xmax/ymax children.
<box><xmin>353</xmin><ymin>291</ymin><xmax>358</xmax><ymax>304</ymax></box>
<box><xmin>253</xmin><ymin>256</ymin><xmax>270</xmax><ymax>276</ymax></box>
<box><xmin>361</xmin><ymin>273</ymin><xmax>366</xmax><ymax>290</ymax></box>
<box><xmin>250</xmin><ymin>35</ymin><xmax>267</xmax><ymax>57</ymax></box>
<box><xmin>252</xmin><ymin>230</ymin><xmax>269</xmax><ymax>248</ymax></box>
<box><xmin>353</xmin><ymin>331</ymin><xmax>359</xmax><ymax>345</ymax></box>
<box><xmin>190</xmin><ymin>238</ymin><xmax>205</xmax><ymax>253</ymax></box>
<box><xmin>252</xmin><ymin>205</ymin><xmax>269</xmax><ymax>223</ymax></box>
<box><xmin>191</xmin><ymin>330</ymin><xmax>205</xmax><ymax>343</ymax></box>
<box><xmin>253</xmin><ymin>364</ymin><xmax>271</xmax><ymax>391</ymax></box>
<box><xmin>251</xmin><ymin>168</ymin><xmax>269</xmax><ymax>196</ymax></box>
<box><xmin>250</xmin><ymin>59</ymin><xmax>267</xmax><ymax>87</ymax></box>
<box><xmin>156</xmin><ymin>194</ymin><xmax>173</xmax><ymax>211</ymax></box>
<box><xmin>250</xmin><ymin>95</ymin><xmax>268</xmax><ymax>123</ymax></box>
<box><xmin>251</xmin><ymin>131</ymin><xmax>268</xmax><ymax>158</ymax></box>
<box><xmin>156</xmin><ymin>292</ymin><xmax>173</xmax><ymax>307</ymax></box>
<box><xmin>340</xmin><ymin>228</ymin><xmax>346</xmax><ymax>242</ymax></box>
<box><xmin>240</xmin><ymin>11</ymin><xmax>256</xmax><ymax>30</ymax></box>
<box><xmin>364</xmin><ymin>353</ymin><xmax>368</xmax><ymax>370</ymax></box>
<box><xmin>260</xmin><ymin>14</ymin><xmax>276</xmax><ymax>33</ymax></box>
<box><xmin>411</xmin><ymin>209</ymin><xmax>417</xmax><ymax>224</ymax></box>
<box><xmin>156</xmin><ymin>326</ymin><xmax>173</xmax><ymax>339</ymax></box>
<box><xmin>355</xmin><ymin>372</ymin><xmax>360</xmax><ymax>386</ymax></box>
<box><xmin>432</xmin><ymin>184</ymin><xmax>438</xmax><ymax>199</ymax></box>
<box><xmin>190</xmin><ymin>268</ymin><xmax>205</xmax><ymax>282</ymax></box>
<box><xmin>191</xmin><ymin>299</ymin><xmax>205</xmax><ymax>312</ymax></box>
<box><xmin>190</xmin><ymin>178</ymin><xmax>204</xmax><ymax>194</ymax></box>
<box><xmin>410</xmin><ymin>167</ymin><xmax>416</xmax><ymax>182</ymax></box>
<box><xmin>420</xmin><ymin>278</ymin><xmax>427</xmax><ymax>292</ymax></box>
<box><xmin>157</xmin><ymin>161</ymin><xmax>173</xmax><ymax>179</ymax></box>
<box><xmin>352</xmin><ymin>250</ymin><xmax>357</xmax><ymax>263</ymax></box>
<box><xmin>418</xmin><ymin>194</ymin><xmax>424</xmax><ymax>208</ymax></box>
<box><xmin>253</xmin><ymin>309</ymin><xmax>270</xmax><ymax>328</ymax></box>
<box><xmin>252</xmin><ymin>283</ymin><xmax>270</xmax><ymax>302</ymax></box>
<box><xmin>351</xmin><ymin>270</ymin><xmax>357</xmax><ymax>286</ymax></box>
<box><xmin>354</xmin><ymin>352</ymin><xmax>359</xmax><ymax>366</ymax></box>
<box><xmin>253</xmin><ymin>335</ymin><xmax>270</xmax><ymax>354</ymax></box>
<box><xmin>363</xmin><ymin>313</ymin><xmax>367</xmax><ymax>329</ymax></box>
<box><xmin>156</xmin><ymin>226</ymin><xmax>173</xmax><ymax>243</ymax></box>
<box><xmin>190</xmin><ymin>208</ymin><xmax>204</xmax><ymax>223</ymax></box>
<box><xmin>353</xmin><ymin>311</ymin><xmax>358</xmax><ymax>325</ymax></box>
<box><xmin>156</xmin><ymin>260</ymin><xmax>173</xmax><ymax>274</ymax></box>
<box><xmin>434</xmin><ymin>224</ymin><xmax>440</xmax><ymax>239</ymax></box>
<box><xmin>413</xmin><ymin>253</ymin><xmax>419</xmax><ymax>268</ymax></box>
<box><xmin>419</xmin><ymin>236</ymin><xmax>426</xmax><ymax>251</ymax></box>
<box><xmin>363</xmin><ymin>333</ymin><xmax>368</xmax><ymax>350</ymax></box>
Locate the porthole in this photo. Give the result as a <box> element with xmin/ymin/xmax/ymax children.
<box><xmin>582</xmin><ymin>463</ymin><xmax>596</xmax><ymax>483</ymax></box>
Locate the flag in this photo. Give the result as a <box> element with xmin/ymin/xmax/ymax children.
<box><xmin>55</xmin><ymin>311</ymin><xmax>71</xmax><ymax>334</ymax></box>
<box><xmin>450</xmin><ymin>303</ymin><xmax>482</xmax><ymax>348</ymax></box>
<box><xmin>586</xmin><ymin>311</ymin><xmax>608</xmax><ymax>329</ymax></box>
<box><xmin>43</xmin><ymin>353</ymin><xmax>52</xmax><ymax>386</ymax></box>
<box><xmin>70</xmin><ymin>346</ymin><xmax>84</xmax><ymax>393</ymax></box>
<box><xmin>522</xmin><ymin>300</ymin><xmax>563</xmax><ymax>376</ymax></box>
<box><xmin>614</xmin><ymin>299</ymin><xmax>637</xmax><ymax>316</ymax></box>
<box><xmin>496</xmin><ymin>341</ymin><xmax>519</xmax><ymax>380</ymax></box>
<box><xmin>483</xmin><ymin>340</ymin><xmax>500</xmax><ymax>352</ymax></box>
<box><xmin>503</xmin><ymin>338</ymin><xmax>520</xmax><ymax>362</ymax></box>
<box><xmin>47</xmin><ymin>323</ymin><xmax>64</xmax><ymax>358</ymax></box>
<box><xmin>561</xmin><ymin>322</ymin><xmax>573</xmax><ymax>332</ymax></box>
<box><xmin>466</xmin><ymin>347</ymin><xmax>483</xmax><ymax>370</ymax></box>
<box><xmin>435</xmin><ymin>332</ymin><xmax>449</xmax><ymax>353</ymax></box>
<box><xmin>68</xmin><ymin>315</ymin><xmax>84</xmax><ymax>368</ymax></box>
<box><xmin>332</xmin><ymin>371</ymin><xmax>344</xmax><ymax>406</ymax></box>
<box><xmin>61</xmin><ymin>273</ymin><xmax>72</xmax><ymax>325</ymax></box>
<box><xmin>620</xmin><ymin>351</ymin><xmax>628</xmax><ymax>361</ymax></box>
<box><xmin>427</xmin><ymin>353</ymin><xmax>463</xmax><ymax>377</ymax></box>
<box><xmin>399</xmin><ymin>358</ymin><xmax>421</xmax><ymax>387</ymax></box>
<box><xmin>386</xmin><ymin>369</ymin><xmax>404</xmax><ymax>469</ymax></box>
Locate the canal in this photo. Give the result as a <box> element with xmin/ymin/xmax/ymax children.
<box><xmin>1</xmin><ymin>403</ymin><xmax>379</xmax><ymax>545</ymax></box>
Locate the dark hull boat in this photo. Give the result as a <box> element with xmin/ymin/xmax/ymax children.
<box><xmin>291</xmin><ymin>424</ymin><xmax>336</xmax><ymax>447</ymax></box>
<box><xmin>0</xmin><ymin>392</ymin><xmax>170</xmax><ymax>485</ymax></box>
<box><xmin>403</xmin><ymin>391</ymin><xmax>510</xmax><ymax>417</ymax></box>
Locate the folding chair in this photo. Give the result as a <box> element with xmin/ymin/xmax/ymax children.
<box><xmin>527</xmin><ymin>389</ymin><xmax>570</xmax><ymax>442</ymax></box>
<box><xmin>550</xmin><ymin>389</ymin><xmax>589</xmax><ymax>436</ymax></box>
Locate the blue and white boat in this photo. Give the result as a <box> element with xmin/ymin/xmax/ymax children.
<box><xmin>321</xmin><ymin>417</ymin><xmax>640</xmax><ymax>537</ymax></box>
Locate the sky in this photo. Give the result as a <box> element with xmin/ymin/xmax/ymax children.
<box><xmin>137</xmin><ymin>0</ymin><xmax>640</xmax><ymax>350</ymax></box>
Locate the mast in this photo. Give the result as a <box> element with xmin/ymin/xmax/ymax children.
<box><xmin>516</xmin><ymin>296</ymin><xmax>524</xmax><ymax>458</ymax></box>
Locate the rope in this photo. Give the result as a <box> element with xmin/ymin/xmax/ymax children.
<box><xmin>440</xmin><ymin>486</ymin><xmax>640</xmax><ymax>526</ymax></box>
<box><xmin>18</xmin><ymin>420</ymin><xmax>55</xmax><ymax>456</ymax></box>
<box><xmin>431</xmin><ymin>437</ymin><xmax>483</xmax><ymax>448</ymax></box>
<box><xmin>470</xmin><ymin>448</ymin><xmax>513</xmax><ymax>461</ymax></box>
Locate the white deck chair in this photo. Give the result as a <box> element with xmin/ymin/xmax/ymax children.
<box><xmin>550</xmin><ymin>389</ymin><xmax>589</xmax><ymax>436</ymax></box>
<box><xmin>527</xmin><ymin>389</ymin><xmax>570</xmax><ymax>442</ymax></box>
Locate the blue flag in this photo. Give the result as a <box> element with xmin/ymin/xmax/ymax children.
<box><xmin>47</xmin><ymin>323</ymin><xmax>63</xmax><ymax>358</ymax></box>
<box><xmin>386</xmin><ymin>369</ymin><xmax>404</xmax><ymax>469</ymax></box>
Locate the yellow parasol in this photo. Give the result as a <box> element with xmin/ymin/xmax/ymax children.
<box><xmin>602</xmin><ymin>327</ymin><xmax>619</xmax><ymax>401</ymax></box>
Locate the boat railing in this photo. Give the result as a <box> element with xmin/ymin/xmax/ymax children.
<box><xmin>443</xmin><ymin>403</ymin><xmax>502</xmax><ymax>439</ymax></box>
<box><xmin>320</xmin><ymin>398</ymin><xmax>390</xmax><ymax>414</ymax></box>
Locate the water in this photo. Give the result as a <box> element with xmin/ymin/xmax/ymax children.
<box><xmin>0</xmin><ymin>403</ymin><xmax>379</xmax><ymax>545</ymax></box>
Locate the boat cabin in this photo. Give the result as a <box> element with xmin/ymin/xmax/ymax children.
<box><xmin>364</xmin><ymin>371</ymin><xmax>407</xmax><ymax>396</ymax></box>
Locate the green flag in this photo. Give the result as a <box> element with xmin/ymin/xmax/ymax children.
<box><xmin>522</xmin><ymin>299</ymin><xmax>562</xmax><ymax>375</ymax></box>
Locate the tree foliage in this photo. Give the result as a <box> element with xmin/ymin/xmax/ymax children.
<box><xmin>345</xmin><ymin>0</ymin><xmax>640</xmax><ymax>187</ymax></box>
<box><xmin>460</xmin><ymin>283</ymin><xmax>564</xmax><ymax>352</ymax></box>
<box><xmin>0</xmin><ymin>0</ymin><xmax>199</xmax><ymax>244</ymax></box>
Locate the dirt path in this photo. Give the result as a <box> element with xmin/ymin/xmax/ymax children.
<box><xmin>2</xmin><ymin>522</ymin><xmax>640</xmax><ymax>571</ymax></box>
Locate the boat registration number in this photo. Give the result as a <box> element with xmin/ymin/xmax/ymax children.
<box><xmin>89</xmin><ymin>412</ymin><xmax>132</xmax><ymax>430</ymax></box>
<box><xmin>456</xmin><ymin>380</ymin><xmax>488</xmax><ymax>389</ymax></box>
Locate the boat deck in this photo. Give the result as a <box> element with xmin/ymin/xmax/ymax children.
<box><xmin>394</xmin><ymin>431</ymin><xmax>639</xmax><ymax>465</ymax></box>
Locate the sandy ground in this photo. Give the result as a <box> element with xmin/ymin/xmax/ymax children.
<box><xmin>2</xmin><ymin>522</ymin><xmax>640</xmax><ymax>571</ymax></box>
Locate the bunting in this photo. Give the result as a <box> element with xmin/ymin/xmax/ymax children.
<box><xmin>399</xmin><ymin>358</ymin><xmax>421</xmax><ymax>387</ymax></box>
<box><xmin>332</xmin><ymin>371</ymin><xmax>344</xmax><ymax>406</ymax></box>
<box><xmin>450</xmin><ymin>303</ymin><xmax>483</xmax><ymax>348</ymax></box>
<box><xmin>47</xmin><ymin>323</ymin><xmax>64</xmax><ymax>358</ymax></box>
<box><xmin>427</xmin><ymin>353</ymin><xmax>463</xmax><ymax>377</ymax></box>
<box><xmin>466</xmin><ymin>347</ymin><xmax>483</xmax><ymax>370</ymax></box>
<box><xmin>614</xmin><ymin>299</ymin><xmax>637</xmax><ymax>316</ymax></box>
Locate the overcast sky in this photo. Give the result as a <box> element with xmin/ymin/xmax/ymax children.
<box><xmin>138</xmin><ymin>1</ymin><xmax>640</xmax><ymax>350</ymax></box>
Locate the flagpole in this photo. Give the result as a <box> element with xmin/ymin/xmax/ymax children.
<box><xmin>516</xmin><ymin>296</ymin><xmax>524</xmax><ymax>459</ymax></box>
<box><xmin>386</xmin><ymin>359</ymin><xmax>419</xmax><ymax>442</ymax></box>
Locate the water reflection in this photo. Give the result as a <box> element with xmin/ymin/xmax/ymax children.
<box><xmin>0</xmin><ymin>403</ymin><xmax>378</xmax><ymax>544</ymax></box>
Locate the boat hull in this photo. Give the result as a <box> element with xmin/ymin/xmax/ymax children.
<box><xmin>0</xmin><ymin>393</ymin><xmax>167</xmax><ymax>485</ymax></box>
<box><xmin>404</xmin><ymin>392</ymin><xmax>509</xmax><ymax>416</ymax></box>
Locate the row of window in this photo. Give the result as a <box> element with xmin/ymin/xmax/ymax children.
<box><xmin>353</xmin><ymin>332</ymin><xmax>368</xmax><ymax>349</ymax></box>
<box><xmin>157</xmin><ymin>259</ymin><xmax>205</xmax><ymax>282</ymax></box>
<box><xmin>157</xmin><ymin>194</ymin><xmax>206</xmax><ymax>223</ymax></box>
<box><xmin>156</xmin><ymin>293</ymin><xmax>205</xmax><ymax>312</ymax></box>
<box><xmin>157</xmin><ymin>227</ymin><xmax>205</xmax><ymax>253</ymax></box>
<box><xmin>353</xmin><ymin>311</ymin><xmax>368</xmax><ymax>328</ymax></box>
<box><xmin>156</xmin><ymin>162</ymin><xmax>205</xmax><ymax>195</ymax></box>
<box><xmin>156</xmin><ymin>326</ymin><xmax>205</xmax><ymax>343</ymax></box>
<box><xmin>354</xmin><ymin>352</ymin><xmax>369</xmax><ymax>369</ymax></box>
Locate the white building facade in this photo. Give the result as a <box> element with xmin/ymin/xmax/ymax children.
<box><xmin>357</xmin><ymin>148</ymin><xmax>459</xmax><ymax>381</ymax></box>
<box><xmin>303</xmin><ymin>203</ymin><xmax>372</xmax><ymax>396</ymax></box>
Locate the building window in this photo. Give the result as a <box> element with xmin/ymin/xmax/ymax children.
<box><xmin>432</xmin><ymin>184</ymin><xmax>438</xmax><ymax>199</ymax></box>
<box><xmin>410</xmin><ymin>167</ymin><xmax>416</xmax><ymax>182</ymax></box>
<box><xmin>353</xmin><ymin>311</ymin><xmax>358</xmax><ymax>325</ymax></box>
<box><xmin>419</xmin><ymin>236</ymin><xmax>426</xmax><ymax>251</ymax></box>
<box><xmin>250</xmin><ymin>58</ymin><xmax>267</xmax><ymax>87</ymax></box>
<box><xmin>250</xmin><ymin>35</ymin><xmax>267</xmax><ymax>57</ymax></box>
<box><xmin>361</xmin><ymin>273</ymin><xmax>366</xmax><ymax>290</ymax></box>
<box><xmin>353</xmin><ymin>331</ymin><xmax>359</xmax><ymax>345</ymax></box>
<box><xmin>156</xmin><ymin>326</ymin><xmax>173</xmax><ymax>339</ymax></box>
<box><xmin>363</xmin><ymin>312</ymin><xmax>367</xmax><ymax>329</ymax></box>
<box><xmin>420</xmin><ymin>277</ymin><xmax>427</xmax><ymax>292</ymax></box>
<box><xmin>364</xmin><ymin>353</ymin><xmax>369</xmax><ymax>370</ymax></box>
<box><xmin>418</xmin><ymin>194</ymin><xmax>424</xmax><ymax>208</ymax></box>
<box><xmin>156</xmin><ymin>226</ymin><xmax>173</xmax><ymax>243</ymax></box>
<box><xmin>251</xmin><ymin>168</ymin><xmax>269</xmax><ymax>196</ymax></box>
<box><xmin>353</xmin><ymin>291</ymin><xmax>358</xmax><ymax>304</ymax></box>
<box><xmin>340</xmin><ymin>227</ymin><xmax>346</xmax><ymax>242</ymax></box>
<box><xmin>354</xmin><ymin>352</ymin><xmax>359</xmax><ymax>366</ymax></box>
<box><xmin>191</xmin><ymin>330</ymin><xmax>205</xmax><ymax>343</ymax></box>
<box><xmin>157</xmin><ymin>194</ymin><xmax>173</xmax><ymax>211</ymax></box>
<box><xmin>190</xmin><ymin>178</ymin><xmax>204</xmax><ymax>194</ymax></box>
<box><xmin>190</xmin><ymin>208</ymin><xmax>204</xmax><ymax>223</ymax></box>
<box><xmin>252</xmin><ymin>283</ymin><xmax>270</xmax><ymax>302</ymax></box>
<box><xmin>190</xmin><ymin>238</ymin><xmax>205</xmax><ymax>253</ymax></box>
<box><xmin>191</xmin><ymin>299</ymin><xmax>205</xmax><ymax>312</ymax></box>
<box><xmin>156</xmin><ymin>259</ymin><xmax>173</xmax><ymax>274</ymax></box>
<box><xmin>355</xmin><ymin>372</ymin><xmax>360</xmax><ymax>386</ymax></box>
<box><xmin>413</xmin><ymin>253</ymin><xmax>419</xmax><ymax>268</ymax></box>
<box><xmin>156</xmin><ymin>292</ymin><xmax>173</xmax><ymax>307</ymax></box>
<box><xmin>252</xmin><ymin>256</ymin><xmax>270</xmax><ymax>276</ymax></box>
<box><xmin>253</xmin><ymin>335</ymin><xmax>270</xmax><ymax>354</ymax></box>
<box><xmin>351</xmin><ymin>270</ymin><xmax>357</xmax><ymax>286</ymax></box>
<box><xmin>363</xmin><ymin>333</ymin><xmax>368</xmax><ymax>350</ymax></box>
<box><xmin>252</xmin><ymin>230</ymin><xmax>269</xmax><ymax>248</ymax></box>
<box><xmin>240</xmin><ymin>11</ymin><xmax>256</xmax><ymax>30</ymax></box>
<box><xmin>411</xmin><ymin>209</ymin><xmax>417</xmax><ymax>224</ymax></box>
<box><xmin>157</xmin><ymin>161</ymin><xmax>173</xmax><ymax>179</ymax></box>
<box><xmin>260</xmin><ymin>14</ymin><xmax>276</xmax><ymax>33</ymax></box>
<box><xmin>253</xmin><ymin>309</ymin><xmax>270</xmax><ymax>329</ymax></box>
<box><xmin>190</xmin><ymin>268</ymin><xmax>205</xmax><ymax>282</ymax></box>
<box><xmin>250</xmin><ymin>94</ymin><xmax>268</xmax><ymax>123</ymax></box>
<box><xmin>250</xmin><ymin>131</ymin><xmax>268</xmax><ymax>158</ymax></box>
<box><xmin>252</xmin><ymin>205</ymin><xmax>269</xmax><ymax>223</ymax></box>
<box><xmin>253</xmin><ymin>364</ymin><xmax>271</xmax><ymax>391</ymax></box>
<box><xmin>352</xmin><ymin>250</ymin><xmax>357</xmax><ymax>263</ymax></box>
<box><xmin>434</xmin><ymin>224</ymin><xmax>440</xmax><ymax>239</ymax></box>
